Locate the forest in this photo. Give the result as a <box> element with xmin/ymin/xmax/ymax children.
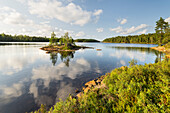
<box><xmin>0</xmin><ymin>33</ymin><xmax>100</xmax><ymax>43</ymax></box>
<box><xmin>0</xmin><ymin>33</ymin><xmax>49</xmax><ymax>42</ymax></box>
<box><xmin>103</xmin><ymin>32</ymin><xmax>170</xmax><ymax>44</ymax></box>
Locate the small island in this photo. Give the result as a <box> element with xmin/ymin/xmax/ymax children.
<box><xmin>40</xmin><ymin>32</ymin><xmax>93</xmax><ymax>52</ymax></box>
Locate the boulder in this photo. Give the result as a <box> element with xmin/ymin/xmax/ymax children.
<box><xmin>85</xmin><ymin>80</ymin><xmax>97</xmax><ymax>87</ymax></box>
<box><xmin>96</xmin><ymin>49</ymin><xmax>102</xmax><ymax>51</ymax></box>
<box><xmin>120</xmin><ymin>66</ymin><xmax>128</xmax><ymax>70</ymax></box>
<box><xmin>76</xmin><ymin>92</ymin><xmax>83</xmax><ymax>98</ymax></box>
<box><xmin>75</xmin><ymin>89</ymin><xmax>80</xmax><ymax>93</ymax></box>
<box><xmin>84</xmin><ymin>87</ymin><xmax>91</xmax><ymax>93</ymax></box>
<box><xmin>96</xmin><ymin>79</ymin><xmax>102</xmax><ymax>84</ymax></box>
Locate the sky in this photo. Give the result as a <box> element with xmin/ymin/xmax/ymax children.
<box><xmin>0</xmin><ymin>0</ymin><xmax>170</xmax><ymax>41</ymax></box>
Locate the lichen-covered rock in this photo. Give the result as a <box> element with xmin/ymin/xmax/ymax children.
<box><xmin>96</xmin><ymin>79</ymin><xmax>102</xmax><ymax>84</ymax></box>
<box><xmin>76</xmin><ymin>92</ymin><xmax>83</xmax><ymax>98</ymax></box>
<box><xmin>85</xmin><ymin>80</ymin><xmax>97</xmax><ymax>87</ymax></box>
<box><xmin>120</xmin><ymin>66</ymin><xmax>128</xmax><ymax>70</ymax></box>
<box><xmin>84</xmin><ymin>87</ymin><xmax>91</xmax><ymax>93</ymax></box>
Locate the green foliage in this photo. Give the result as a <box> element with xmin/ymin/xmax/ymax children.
<box><xmin>49</xmin><ymin>32</ymin><xmax>59</xmax><ymax>45</ymax></box>
<box><xmin>129</xmin><ymin>59</ymin><xmax>137</xmax><ymax>67</ymax></box>
<box><xmin>164</xmin><ymin>42</ymin><xmax>170</xmax><ymax>49</ymax></box>
<box><xmin>74</xmin><ymin>39</ymin><xmax>100</xmax><ymax>42</ymax></box>
<box><xmin>0</xmin><ymin>33</ymin><xmax>49</xmax><ymax>42</ymax></box>
<box><xmin>104</xmin><ymin>60</ymin><xmax>170</xmax><ymax>112</ymax></box>
<box><xmin>155</xmin><ymin>17</ymin><xmax>169</xmax><ymax>34</ymax></box>
<box><xmin>33</xmin><ymin>60</ymin><xmax>170</xmax><ymax>113</ymax></box>
<box><xmin>49</xmin><ymin>32</ymin><xmax>75</xmax><ymax>48</ymax></box>
<box><xmin>103</xmin><ymin>32</ymin><xmax>170</xmax><ymax>44</ymax></box>
<box><xmin>155</xmin><ymin>17</ymin><xmax>169</xmax><ymax>45</ymax></box>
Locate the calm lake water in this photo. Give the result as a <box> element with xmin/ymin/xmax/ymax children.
<box><xmin>0</xmin><ymin>42</ymin><xmax>163</xmax><ymax>113</ymax></box>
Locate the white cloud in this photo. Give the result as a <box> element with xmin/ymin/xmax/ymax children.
<box><xmin>93</xmin><ymin>9</ymin><xmax>103</xmax><ymax>16</ymax></box>
<box><xmin>0</xmin><ymin>6</ymin><xmax>33</xmax><ymax>26</ymax></box>
<box><xmin>117</xmin><ymin>18</ymin><xmax>127</xmax><ymax>24</ymax></box>
<box><xmin>96</xmin><ymin>28</ymin><xmax>104</xmax><ymax>32</ymax></box>
<box><xmin>124</xmin><ymin>24</ymin><xmax>148</xmax><ymax>34</ymax></box>
<box><xmin>16</xmin><ymin>0</ymin><xmax>27</xmax><ymax>3</ymax></box>
<box><xmin>93</xmin><ymin>9</ymin><xmax>103</xmax><ymax>23</ymax></box>
<box><xmin>67</xmin><ymin>0</ymin><xmax>74</xmax><ymax>2</ymax></box>
<box><xmin>28</xmin><ymin>0</ymin><xmax>102</xmax><ymax>26</ymax></box>
<box><xmin>117</xmin><ymin>18</ymin><xmax>127</xmax><ymax>25</ymax></box>
<box><xmin>0</xmin><ymin>6</ymin><xmax>54</xmax><ymax>37</ymax></box>
<box><xmin>110</xmin><ymin>26</ymin><xmax>123</xmax><ymax>33</ymax></box>
<box><xmin>165</xmin><ymin>17</ymin><xmax>170</xmax><ymax>23</ymax></box>
<box><xmin>75</xmin><ymin>31</ymin><xmax>85</xmax><ymax>37</ymax></box>
<box><xmin>0</xmin><ymin>6</ymin><xmax>87</xmax><ymax>38</ymax></box>
<box><xmin>110</xmin><ymin>24</ymin><xmax>148</xmax><ymax>34</ymax></box>
<box><xmin>121</xmin><ymin>19</ymin><xmax>127</xmax><ymax>24</ymax></box>
<box><xmin>138</xmin><ymin>29</ymin><xmax>148</xmax><ymax>34</ymax></box>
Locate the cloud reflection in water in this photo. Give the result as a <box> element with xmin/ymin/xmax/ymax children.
<box><xmin>29</xmin><ymin>58</ymin><xmax>91</xmax><ymax>105</ymax></box>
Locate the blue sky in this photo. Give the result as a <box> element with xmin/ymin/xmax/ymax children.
<box><xmin>0</xmin><ymin>0</ymin><xmax>170</xmax><ymax>40</ymax></box>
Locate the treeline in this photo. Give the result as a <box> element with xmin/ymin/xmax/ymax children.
<box><xmin>103</xmin><ymin>32</ymin><xmax>170</xmax><ymax>44</ymax></box>
<box><xmin>0</xmin><ymin>33</ymin><xmax>49</xmax><ymax>42</ymax></box>
<box><xmin>74</xmin><ymin>39</ymin><xmax>100</xmax><ymax>42</ymax></box>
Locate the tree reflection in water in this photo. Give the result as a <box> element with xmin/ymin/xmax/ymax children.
<box><xmin>109</xmin><ymin>46</ymin><xmax>165</xmax><ymax>63</ymax></box>
<box><xmin>50</xmin><ymin>51</ymin><xmax>75</xmax><ymax>67</ymax></box>
<box><xmin>154</xmin><ymin>51</ymin><xmax>163</xmax><ymax>63</ymax></box>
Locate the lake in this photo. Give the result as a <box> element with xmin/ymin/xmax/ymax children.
<box><xmin>0</xmin><ymin>42</ymin><xmax>163</xmax><ymax>113</ymax></box>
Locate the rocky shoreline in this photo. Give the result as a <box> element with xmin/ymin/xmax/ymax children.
<box><xmin>75</xmin><ymin>66</ymin><xmax>127</xmax><ymax>99</ymax></box>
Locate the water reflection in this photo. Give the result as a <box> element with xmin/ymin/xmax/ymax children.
<box><xmin>154</xmin><ymin>51</ymin><xmax>164</xmax><ymax>63</ymax></box>
<box><xmin>30</xmin><ymin>58</ymin><xmax>91</xmax><ymax>107</ymax></box>
<box><xmin>109</xmin><ymin>46</ymin><xmax>155</xmax><ymax>53</ymax></box>
<box><xmin>109</xmin><ymin>46</ymin><xmax>164</xmax><ymax>63</ymax></box>
<box><xmin>50</xmin><ymin>51</ymin><xmax>75</xmax><ymax>67</ymax></box>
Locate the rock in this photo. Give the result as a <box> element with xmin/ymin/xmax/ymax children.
<box><xmin>75</xmin><ymin>89</ymin><xmax>80</xmax><ymax>93</ymax></box>
<box><xmin>82</xmin><ymin>87</ymin><xmax>86</xmax><ymax>91</ymax></box>
<box><xmin>76</xmin><ymin>92</ymin><xmax>83</xmax><ymax>98</ymax></box>
<box><xmin>165</xmin><ymin>55</ymin><xmax>170</xmax><ymax>58</ymax></box>
<box><xmin>84</xmin><ymin>87</ymin><xmax>91</xmax><ymax>93</ymax></box>
<box><xmin>96</xmin><ymin>49</ymin><xmax>102</xmax><ymax>51</ymax></box>
<box><xmin>96</xmin><ymin>79</ymin><xmax>102</xmax><ymax>84</ymax></box>
<box><xmin>85</xmin><ymin>80</ymin><xmax>97</xmax><ymax>87</ymax></box>
<box><xmin>69</xmin><ymin>95</ymin><xmax>74</xmax><ymax>100</ymax></box>
<box><xmin>46</xmin><ymin>51</ymin><xmax>51</xmax><ymax>54</ymax></box>
<box><xmin>101</xmin><ymin>80</ymin><xmax>105</xmax><ymax>85</ymax></box>
<box><xmin>120</xmin><ymin>66</ymin><xmax>127</xmax><ymax>70</ymax></box>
